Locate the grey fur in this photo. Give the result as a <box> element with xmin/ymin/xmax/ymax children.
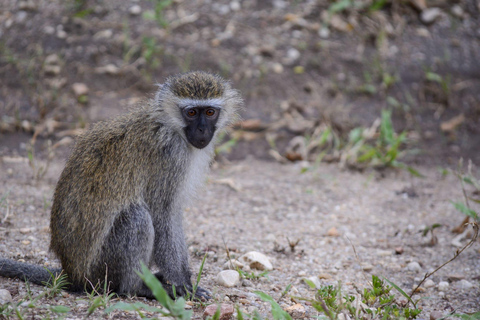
<box><xmin>0</xmin><ymin>71</ymin><xmax>243</xmax><ymax>298</ymax></box>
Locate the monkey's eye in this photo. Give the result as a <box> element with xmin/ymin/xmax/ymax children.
<box><xmin>205</xmin><ymin>108</ymin><xmax>216</xmax><ymax>117</ymax></box>
<box><xmin>186</xmin><ymin>109</ymin><xmax>197</xmax><ymax>117</ymax></box>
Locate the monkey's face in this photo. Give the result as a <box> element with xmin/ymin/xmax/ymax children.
<box><xmin>182</xmin><ymin>106</ymin><xmax>220</xmax><ymax>149</ymax></box>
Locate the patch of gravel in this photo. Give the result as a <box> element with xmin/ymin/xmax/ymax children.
<box><xmin>0</xmin><ymin>151</ymin><xmax>479</xmax><ymax>318</ymax></box>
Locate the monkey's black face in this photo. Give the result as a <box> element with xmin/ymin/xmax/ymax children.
<box><xmin>182</xmin><ymin>106</ymin><xmax>220</xmax><ymax>149</ymax></box>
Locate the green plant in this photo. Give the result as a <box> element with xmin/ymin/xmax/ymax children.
<box><xmin>43</xmin><ymin>270</ymin><xmax>70</xmax><ymax>299</ymax></box>
<box><xmin>143</xmin><ymin>0</ymin><xmax>173</xmax><ymax>28</ymax></box>
<box><xmin>451</xmin><ymin>161</ymin><xmax>480</xmax><ymax>222</ymax></box>
<box><xmin>106</xmin><ymin>263</ymin><xmax>192</xmax><ymax>319</ymax></box>
<box><xmin>254</xmin><ymin>291</ymin><xmax>292</xmax><ymax>320</ymax></box>
<box><xmin>238</xmin><ymin>269</ymin><xmax>270</xmax><ymax>280</ymax></box>
<box><xmin>304</xmin><ymin>276</ymin><xmax>421</xmax><ymax>320</ymax></box>
<box><xmin>85</xmin><ymin>272</ymin><xmax>117</xmax><ymax>317</ymax></box>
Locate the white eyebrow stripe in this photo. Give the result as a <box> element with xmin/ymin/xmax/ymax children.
<box><xmin>178</xmin><ymin>98</ymin><xmax>223</xmax><ymax>109</ymax></box>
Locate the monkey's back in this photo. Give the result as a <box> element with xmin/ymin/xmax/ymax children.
<box><xmin>49</xmin><ymin>107</ymin><xmax>188</xmax><ymax>284</ymax></box>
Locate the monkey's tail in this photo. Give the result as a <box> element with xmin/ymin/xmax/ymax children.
<box><xmin>0</xmin><ymin>257</ymin><xmax>75</xmax><ymax>290</ymax></box>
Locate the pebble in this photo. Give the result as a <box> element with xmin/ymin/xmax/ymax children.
<box><xmin>230</xmin><ymin>1</ymin><xmax>241</xmax><ymax>11</ymax></box>
<box><xmin>303</xmin><ymin>276</ymin><xmax>320</xmax><ymax>289</ymax></box>
<box><xmin>421</xmin><ymin>8</ymin><xmax>442</xmax><ymax>24</ymax></box>
<box><xmin>451</xmin><ymin>5</ymin><xmax>464</xmax><ymax>18</ymax></box>
<box><xmin>318</xmin><ymin>27</ymin><xmax>329</xmax><ymax>39</ymax></box>
<box><xmin>286</xmin><ymin>48</ymin><xmax>300</xmax><ymax>62</ymax></box>
<box><xmin>407</xmin><ymin>261</ymin><xmax>421</xmax><ymax>272</ymax></box>
<box><xmin>93</xmin><ymin>29</ymin><xmax>113</xmax><ymax>40</ymax></box>
<box><xmin>45</xmin><ymin>54</ymin><xmax>60</xmax><ymax>65</ymax></box>
<box><xmin>19</xmin><ymin>0</ymin><xmax>37</xmax><ymax>11</ymax></box>
<box><xmin>44</xmin><ymin>25</ymin><xmax>55</xmax><ymax>35</ymax></box>
<box><xmin>15</xmin><ymin>11</ymin><xmax>28</xmax><ymax>23</ymax></box>
<box><xmin>327</xmin><ymin>227</ymin><xmax>340</xmax><ymax>237</ymax></box>
<box><xmin>223</xmin><ymin>259</ymin><xmax>244</xmax><ymax>270</ymax></box>
<box><xmin>423</xmin><ymin>279</ymin><xmax>435</xmax><ymax>288</ymax></box>
<box><xmin>203</xmin><ymin>303</ymin><xmax>234</xmax><ymax>320</ymax></box>
<box><xmin>455</xmin><ymin>280</ymin><xmax>473</xmax><ymax>290</ymax></box>
<box><xmin>216</xmin><ymin>270</ymin><xmax>240</xmax><ymax>287</ymax></box>
<box><xmin>272</xmin><ymin>63</ymin><xmax>284</xmax><ymax>74</ymax></box>
<box><xmin>0</xmin><ymin>289</ymin><xmax>12</xmax><ymax>304</ymax></box>
<box><xmin>238</xmin><ymin>251</ymin><xmax>273</xmax><ymax>271</ymax></box>
<box><xmin>284</xmin><ymin>303</ymin><xmax>306</xmax><ymax>319</ymax></box>
<box><xmin>129</xmin><ymin>5</ymin><xmax>142</xmax><ymax>15</ymax></box>
<box><xmin>72</xmin><ymin>83</ymin><xmax>89</xmax><ymax>97</ymax></box>
<box><xmin>242</xmin><ymin>279</ymin><xmax>253</xmax><ymax>287</ymax></box>
<box><xmin>44</xmin><ymin>65</ymin><xmax>61</xmax><ymax>76</ymax></box>
<box><xmin>95</xmin><ymin>64</ymin><xmax>120</xmax><ymax>75</ymax></box>
<box><xmin>447</xmin><ymin>274</ymin><xmax>465</xmax><ymax>281</ymax></box>
<box><xmin>437</xmin><ymin>281</ymin><xmax>449</xmax><ymax>292</ymax></box>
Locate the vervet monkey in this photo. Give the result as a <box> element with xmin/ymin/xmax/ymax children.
<box><xmin>0</xmin><ymin>71</ymin><xmax>243</xmax><ymax>299</ymax></box>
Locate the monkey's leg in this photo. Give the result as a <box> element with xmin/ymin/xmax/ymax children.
<box><xmin>152</xmin><ymin>213</ymin><xmax>210</xmax><ymax>300</ymax></box>
<box><xmin>92</xmin><ymin>203</ymin><xmax>156</xmax><ymax>298</ymax></box>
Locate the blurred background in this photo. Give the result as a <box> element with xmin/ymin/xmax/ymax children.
<box><xmin>1</xmin><ymin>0</ymin><xmax>479</xmax><ymax>169</ymax></box>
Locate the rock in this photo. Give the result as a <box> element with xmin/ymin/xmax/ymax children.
<box><xmin>440</xmin><ymin>114</ymin><xmax>465</xmax><ymax>133</ymax></box>
<box><xmin>94</xmin><ymin>29</ymin><xmax>113</xmax><ymax>40</ymax></box>
<box><xmin>303</xmin><ymin>276</ymin><xmax>320</xmax><ymax>289</ymax></box>
<box><xmin>223</xmin><ymin>259</ymin><xmax>245</xmax><ymax>270</ymax></box>
<box><xmin>407</xmin><ymin>262</ymin><xmax>421</xmax><ymax>272</ymax></box>
<box><xmin>44</xmin><ymin>65</ymin><xmax>61</xmax><ymax>76</ymax></box>
<box><xmin>455</xmin><ymin>280</ymin><xmax>473</xmax><ymax>290</ymax></box>
<box><xmin>448</xmin><ymin>274</ymin><xmax>465</xmax><ymax>282</ymax></box>
<box><xmin>203</xmin><ymin>303</ymin><xmax>234</xmax><ymax>320</ymax></box>
<box><xmin>18</xmin><ymin>0</ymin><xmax>37</xmax><ymax>11</ymax></box>
<box><xmin>376</xmin><ymin>250</ymin><xmax>392</xmax><ymax>256</ymax></box>
<box><xmin>326</xmin><ymin>227</ymin><xmax>340</xmax><ymax>237</ymax></box>
<box><xmin>318</xmin><ymin>27</ymin><xmax>329</xmax><ymax>38</ymax></box>
<box><xmin>284</xmin><ymin>48</ymin><xmax>300</xmax><ymax>65</ymax></box>
<box><xmin>272</xmin><ymin>63</ymin><xmax>284</xmax><ymax>74</ymax></box>
<box><xmin>129</xmin><ymin>5</ymin><xmax>142</xmax><ymax>16</ymax></box>
<box><xmin>216</xmin><ymin>270</ymin><xmax>240</xmax><ymax>287</ymax></box>
<box><xmin>230</xmin><ymin>1</ymin><xmax>241</xmax><ymax>11</ymax></box>
<box><xmin>437</xmin><ymin>281</ymin><xmax>449</xmax><ymax>292</ymax></box>
<box><xmin>395</xmin><ymin>247</ymin><xmax>404</xmax><ymax>254</ymax></box>
<box><xmin>95</xmin><ymin>64</ymin><xmax>120</xmax><ymax>75</ymax></box>
<box><xmin>44</xmin><ymin>25</ymin><xmax>55</xmax><ymax>35</ymax></box>
<box><xmin>45</xmin><ymin>54</ymin><xmax>60</xmax><ymax>65</ymax></box>
<box><xmin>15</xmin><ymin>11</ymin><xmax>28</xmax><ymax>24</ymax></box>
<box><xmin>0</xmin><ymin>289</ymin><xmax>12</xmax><ymax>304</ymax></box>
<box><xmin>242</xmin><ymin>279</ymin><xmax>253</xmax><ymax>287</ymax></box>
<box><xmin>238</xmin><ymin>251</ymin><xmax>273</xmax><ymax>271</ymax></box>
<box><xmin>421</xmin><ymin>8</ymin><xmax>442</xmax><ymax>24</ymax></box>
<box><xmin>284</xmin><ymin>303</ymin><xmax>306</xmax><ymax>318</ymax></box>
<box><xmin>423</xmin><ymin>279</ymin><xmax>435</xmax><ymax>288</ymax></box>
<box><xmin>451</xmin><ymin>5</ymin><xmax>464</xmax><ymax>18</ymax></box>
<box><xmin>72</xmin><ymin>83</ymin><xmax>89</xmax><ymax>97</ymax></box>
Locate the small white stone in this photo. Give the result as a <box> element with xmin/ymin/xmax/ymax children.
<box><xmin>44</xmin><ymin>25</ymin><xmax>55</xmax><ymax>35</ymax></box>
<box><xmin>451</xmin><ymin>5</ymin><xmax>464</xmax><ymax>18</ymax></box>
<box><xmin>438</xmin><ymin>281</ymin><xmax>449</xmax><ymax>292</ymax></box>
<box><xmin>303</xmin><ymin>276</ymin><xmax>321</xmax><ymax>289</ymax></box>
<box><xmin>318</xmin><ymin>27</ymin><xmax>329</xmax><ymax>39</ymax></box>
<box><xmin>93</xmin><ymin>29</ymin><xmax>113</xmax><ymax>40</ymax></box>
<box><xmin>45</xmin><ymin>54</ymin><xmax>60</xmax><ymax>65</ymax></box>
<box><xmin>57</xmin><ymin>29</ymin><xmax>67</xmax><ymax>39</ymax></box>
<box><xmin>230</xmin><ymin>1</ymin><xmax>241</xmax><ymax>11</ymax></box>
<box><xmin>223</xmin><ymin>259</ymin><xmax>245</xmax><ymax>270</ymax></box>
<box><xmin>95</xmin><ymin>64</ymin><xmax>120</xmax><ymax>75</ymax></box>
<box><xmin>216</xmin><ymin>270</ymin><xmax>240</xmax><ymax>287</ymax></box>
<box><xmin>129</xmin><ymin>5</ymin><xmax>142</xmax><ymax>15</ymax></box>
<box><xmin>286</xmin><ymin>48</ymin><xmax>300</xmax><ymax>62</ymax></box>
<box><xmin>272</xmin><ymin>63</ymin><xmax>284</xmax><ymax>74</ymax></box>
<box><xmin>423</xmin><ymin>279</ymin><xmax>435</xmax><ymax>288</ymax></box>
<box><xmin>0</xmin><ymin>289</ymin><xmax>12</xmax><ymax>304</ymax></box>
<box><xmin>407</xmin><ymin>261</ymin><xmax>421</xmax><ymax>272</ymax></box>
<box><xmin>421</xmin><ymin>8</ymin><xmax>442</xmax><ymax>24</ymax></box>
<box><xmin>72</xmin><ymin>83</ymin><xmax>89</xmax><ymax>97</ymax></box>
<box><xmin>238</xmin><ymin>251</ymin><xmax>273</xmax><ymax>271</ymax></box>
<box><xmin>455</xmin><ymin>279</ymin><xmax>473</xmax><ymax>290</ymax></box>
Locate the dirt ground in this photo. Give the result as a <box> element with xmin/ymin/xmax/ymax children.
<box><xmin>0</xmin><ymin>148</ymin><xmax>479</xmax><ymax>319</ymax></box>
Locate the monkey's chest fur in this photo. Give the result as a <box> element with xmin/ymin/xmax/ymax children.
<box><xmin>49</xmin><ymin>110</ymin><xmax>214</xmax><ymax>284</ymax></box>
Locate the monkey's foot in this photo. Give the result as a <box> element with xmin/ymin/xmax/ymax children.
<box><xmin>189</xmin><ymin>285</ymin><xmax>211</xmax><ymax>301</ymax></box>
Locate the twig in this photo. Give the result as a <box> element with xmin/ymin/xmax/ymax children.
<box><xmin>408</xmin><ymin>222</ymin><xmax>479</xmax><ymax>303</ymax></box>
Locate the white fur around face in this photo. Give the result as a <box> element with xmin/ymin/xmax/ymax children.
<box><xmin>177</xmin><ymin>143</ymin><xmax>215</xmax><ymax>211</ymax></box>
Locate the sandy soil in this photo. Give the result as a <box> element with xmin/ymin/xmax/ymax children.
<box><xmin>0</xmin><ymin>148</ymin><xmax>478</xmax><ymax>319</ymax></box>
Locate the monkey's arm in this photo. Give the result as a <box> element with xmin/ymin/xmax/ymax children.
<box><xmin>152</xmin><ymin>213</ymin><xmax>210</xmax><ymax>299</ymax></box>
